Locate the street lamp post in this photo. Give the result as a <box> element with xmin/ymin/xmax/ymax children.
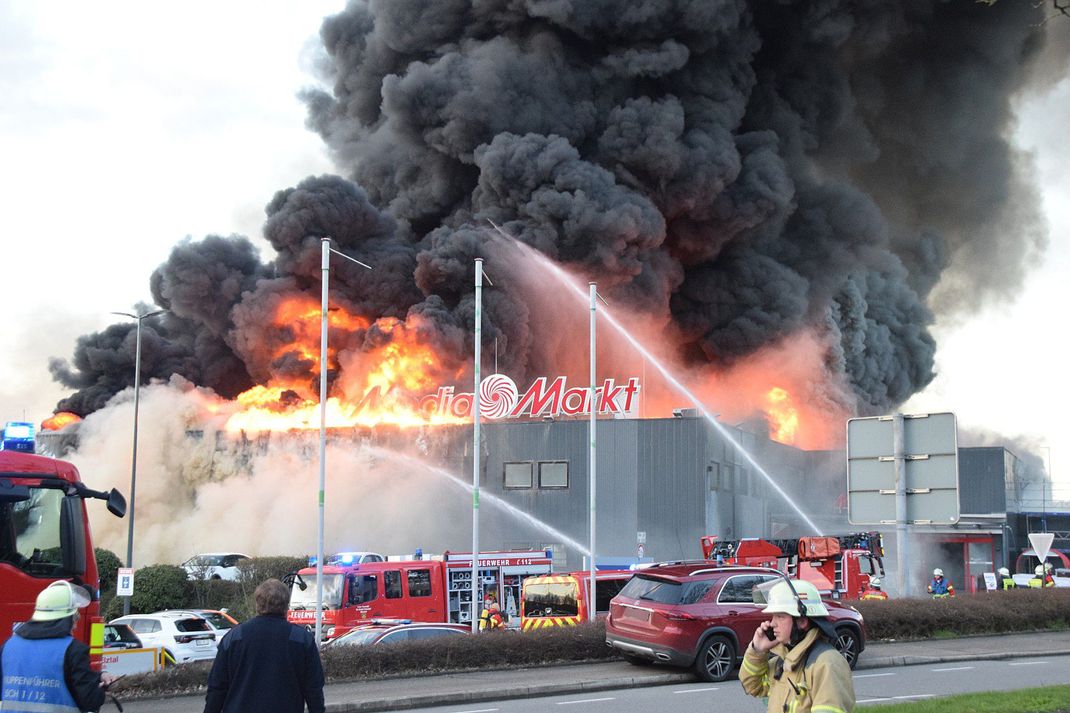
<box><xmin>112</xmin><ymin>308</ymin><xmax>166</xmax><ymax>616</ymax></box>
<box><xmin>315</xmin><ymin>238</ymin><xmax>372</xmax><ymax>644</ymax></box>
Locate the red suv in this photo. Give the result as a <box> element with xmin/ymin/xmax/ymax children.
<box><xmin>605</xmin><ymin>565</ymin><xmax>865</xmax><ymax>682</ymax></box>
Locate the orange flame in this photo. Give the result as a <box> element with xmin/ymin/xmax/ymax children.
<box><xmin>765</xmin><ymin>387</ymin><xmax>800</xmax><ymax>444</ymax></box>
<box><xmin>224</xmin><ymin>302</ymin><xmax>466</xmax><ymax>433</ymax></box>
<box><xmin>41</xmin><ymin>412</ymin><xmax>82</xmax><ymax>431</ymax></box>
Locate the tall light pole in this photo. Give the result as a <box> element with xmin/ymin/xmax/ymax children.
<box><xmin>587</xmin><ymin>283</ymin><xmax>608</xmax><ymax>621</ymax></box>
<box><xmin>471</xmin><ymin>258</ymin><xmax>493</xmax><ymax>633</ymax></box>
<box><xmin>315</xmin><ymin>237</ymin><xmax>372</xmax><ymax>643</ymax></box>
<box><xmin>112</xmin><ymin>308</ymin><xmax>167</xmax><ymax>615</ymax></box>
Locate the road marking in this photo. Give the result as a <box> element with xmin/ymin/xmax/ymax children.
<box><xmin>1009</xmin><ymin>661</ymin><xmax>1047</xmax><ymax>666</ymax></box>
<box><xmin>556</xmin><ymin>698</ymin><xmax>615</xmax><ymax>706</ymax></box>
<box><xmin>932</xmin><ymin>666</ymin><xmax>974</xmax><ymax>672</ymax></box>
<box><xmin>674</xmin><ymin>687</ymin><xmax>720</xmax><ymax>694</ymax></box>
<box><xmin>854</xmin><ymin>672</ymin><xmax>896</xmax><ymax>678</ymax></box>
<box><xmin>455</xmin><ymin>709</ymin><xmax>499</xmax><ymax>713</ymax></box>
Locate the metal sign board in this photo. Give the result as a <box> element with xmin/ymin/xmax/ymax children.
<box><xmin>1029</xmin><ymin>533</ymin><xmax>1055</xmax><ymax>562</ymax></box>
<box><xmin>117</xmin><ymin>568</ymin><xmax>134</xmax><ymax>597</ymax></box>
<box><xmin>847</xmin><ymin>412</ymin><xmax>959</xmax><ymax>525</ymax></box>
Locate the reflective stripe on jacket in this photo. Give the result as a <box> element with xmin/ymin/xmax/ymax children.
<box><xmin>739</xmin><ymin>627</ymin><xmax>855</xmax><ymax>713</ymax></box>
<box><xmin>0</xmin><ymin>635</ymin><xmax>80</xmax><ymax>713</ymax></box>
<box><xmin>1001</xmin><ymin>577</ymin><xmax>1016</xmax><ymax>590</ymax></box>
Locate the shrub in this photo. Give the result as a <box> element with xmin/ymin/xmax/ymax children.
<box><xmin>95</xmin><ymin>548</ymin><xmax>122</xmax><ymax>593</ymax></box>
<box><xmin>128</xmin><ymin>564</ymin><xmax>192</xmax><ymax>614</ymax></box>
<box><xmin>855</xmin><ymin>589</ymin><xmax>1070</xmax><ymax>640</ymax></box>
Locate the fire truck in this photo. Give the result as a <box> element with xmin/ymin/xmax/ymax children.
<box><xmin>519</xmin><ymin>570</ymin><xmax>633</xmax><ymax>630</ymax></box>
<box><xmin>0</xmin><ymin>445</ymin><xmax>127</xmax><ymax>670</ymax></box>
<box><xmin>287</xmin><ymin>549</ymin><xmax>552</xmax><ymax>639</ymax></box>
<box><xmin>701</xmin><ymin>532</ymin><xmax>885</xmax><ymax>600</ymax></box>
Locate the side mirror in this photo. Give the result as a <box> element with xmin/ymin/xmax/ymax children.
<box><xmin>106</xmin><ymin>488</ymin><xmax>127</xmax><ymax>518</ymax></box>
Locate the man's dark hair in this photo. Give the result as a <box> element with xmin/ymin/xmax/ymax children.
<box><xmin>255</xmin><ymin>578</ymin><xmax>290</xmax><ymax>615</ymax></box>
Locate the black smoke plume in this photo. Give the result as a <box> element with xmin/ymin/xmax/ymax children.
<box><xmin>51</xmin><ymin>0</ymin><xmax>1058</xmax><ymax>418</ymax></box>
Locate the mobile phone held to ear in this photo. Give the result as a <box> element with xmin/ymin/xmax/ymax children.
<box><xmin>764</xmin><ymin>626</ymin><xmax>777</xmax><ymax>641</ymax></box>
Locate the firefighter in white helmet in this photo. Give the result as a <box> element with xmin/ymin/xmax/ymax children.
<box><xmin>1029</xmin><ymin>564</ymin><xmax>1055</xmax><ymax>588</ymax></box>
<box><xmin>927</xmin><ymin>568</ymin><xmax>954</xmax><ymax>598</ymax></box>
<box><xmin>740</xmin><ymin>579</ymin><xmax>855</xmax><ymax>713</ymax></box>
<box><xmin>861</xmin><ymin>576</ymin><xmax>888</xmax><ymax>600</ymax></box>
<box><xmin>997</xmin><ymin>567</ymin><xmax>1014</xmax><ymax>590</ymax></box>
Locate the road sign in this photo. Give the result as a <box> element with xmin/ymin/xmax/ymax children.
<box><xmin>1029</xmin><ymin>533</ymin><xmax>1055</xmax><ymax>561</ymax></box>
<box><xmin>117</xmin><ymin>568</ymin><xmax>134</xmax><ymax>597</ymax></box>
<box><xmin>637</xmin><ymin>543</ymin><xmax>645</xmax><ymax>559</ymax></box>
<box><xmin>847</xmin><ymin>412</ymin><xmax>959</xmax><ymax>525</ymax></box>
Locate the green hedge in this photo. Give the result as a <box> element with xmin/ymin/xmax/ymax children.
<box><xmin>855</xmin><ymin>589</ymin><xmax>1070</xmax><ymax>639</ymax></box>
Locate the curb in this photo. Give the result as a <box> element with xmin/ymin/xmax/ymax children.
<box><xmin>335</xmin><ymin>648</ymin><xmax>1070</xmax><ymax>712</ymax></box>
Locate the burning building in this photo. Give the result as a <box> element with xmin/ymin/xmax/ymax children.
<box><xmin>38</xmin><ymin>2</ymin><xmax>1063</xmax><ymax>584</ymax></box>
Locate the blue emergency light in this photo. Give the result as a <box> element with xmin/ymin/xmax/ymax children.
<box><xmin>1</xmin><ymin>422</ymin><xmax>35</xmax><ymax>453</ymax></box>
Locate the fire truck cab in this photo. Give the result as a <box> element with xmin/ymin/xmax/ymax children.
<box><xmin>287</xmin><ymin>549</ymin><xmax>551</xmax><ymax>640</ymax></box>
<box><xmin>0</xmin><ymin>448</ymin><xmax>127</xmax><ymax>669</ymax></box>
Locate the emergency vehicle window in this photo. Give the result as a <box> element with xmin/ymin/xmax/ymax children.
<box><xmin>538</xmin><ymin>461</ymin><xmax>568</xmax><ymax>488</ymax></box>
<box><xmin>0</xmin><ymin>488</ymin><xmax>64</xmax><ymax>575</ymax></box>
<box><xmin>504</xmin><ymin>462</ymin><xmax>533</xmax><ymax>489</ymax></box>
<box><xmin>348</xmin><ymin>574</ymin><xmax>379</xmax><ymax>604</ymax></box>
<box><xmin>618</xmin><ymin>576</ymin><xmax>681</xmax><ymax>604</ymax></box>
<box><xmin>594</xmin><ymin>579</ymin><xmax>629</xmax><ymax>612</ymax></box>
<box><xmin>523</xmin><ymin>581</ymin><xmax>579</xmax><ymax>617</ymax></box>
<box><xmin>408</xmin><ymin>569</ymin><xmax>432</xmax><ymax>597</ymax></box>
<box><xmin>384</xmin><ymin>570</ymin><xmax>403</xmax><ymax>598</ymax></box>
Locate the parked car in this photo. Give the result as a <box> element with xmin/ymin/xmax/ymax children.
<box><xmin>102</xmin><ymin>623</ymin><xmax>143</xmax><ymax>651</ymax></box>
<box><xmin>605</xmin><ymin>565</ymin><xmax>866</xmax><ymax>682</ymax></box>
<box><xmin>181</xmin><ymin>552</ymin><xmax>250</xmax><ymax>581</ymax></box>
<box><xmin>163</xmin><ymin>609</ymin><xmax>238</xmax><ymax>640</ymax></box>
<box><xmin>109</xmin><ymin>612</ymin><xmax>217</xmax><ymax>664</ymax></box>
<box><xmin>324</xmin><ymin>619</ymin><xmax>470</xmax><ymax>647</ymax></box>
<box><xmin>325</xmin><ymin>551</ymin><xmax>385</xmax><ymax>566</ymax></box>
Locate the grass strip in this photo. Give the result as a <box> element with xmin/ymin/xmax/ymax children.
<box><xmin>865</xmin><ymin>684</ymin><xmax>1070</xmax><ymax>712</ymax></box>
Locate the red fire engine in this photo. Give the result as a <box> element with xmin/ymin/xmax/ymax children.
<box><xmin>1</xmin><ymin>449</ymin><xmax>127</xmax><ymax>669</ymax></box>
<box><xmin>701</xmin><ymin>531</ymin><xmax>885</xmax><ymax>600</ymax></box>
<box><xmin>287</xmin><ymin>549</ymin><xmax>552</xmax><ymax>639</ymax></box>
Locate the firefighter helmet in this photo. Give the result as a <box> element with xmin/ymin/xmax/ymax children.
<box><xmin>760</xmin><ymin>579</ymin><xmax>829</xmax><ymax>618</ymax></box>
<box><xmin>1045</xmin><ymin>562</ymin><xmax>1054</xmax><ymax>573</ymax></box>
<box><xmin>1035</xmin><ymin>565</ymin><xmax>1045</xmax><ymax>576</ymax></box>
<box><xmin>998</xmin><ymin>567</ymin><xmax>1010</xmax><ymax>577</ymax></box>
<box><xmin>933</xmin><ymin>568</ymin><xmax>943</xmax><ymax>577</ymax></box>
<box><xmin>869</xmin><ymin>577</ymin><xmax>882</xmax><ymax>589</ymax></box>
<box><xmin>31</xmin><ymin>581</ymin><xmax>91</xmax><ymax>622</ymax></box>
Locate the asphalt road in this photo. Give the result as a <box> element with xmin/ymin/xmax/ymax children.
<box><xmin>401</xmin><ymin>656</ymin><xmax>1070</xmax><ymax>712</ymax></box>
<box><xmin>116</xmin><ymin>630</ymin><xmax>1070</xmax><ymax>713</ymax></box>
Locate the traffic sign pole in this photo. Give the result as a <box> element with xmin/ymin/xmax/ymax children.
<box><xmin>893</xmin><ymin>413</ymin><xmax>910</xmax><ymax>597</ymax></box>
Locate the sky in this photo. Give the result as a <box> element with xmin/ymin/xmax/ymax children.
<box><xmin>0</xmin><ymin>1</ymin><xmax>1067</xmax><ymax>497</ymax></box>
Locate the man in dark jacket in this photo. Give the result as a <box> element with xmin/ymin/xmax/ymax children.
<box><xmin>204</xmin><ymin>578</ymin><xmax>325</xmax><ymax>713</ymax></box>
<box><xmin>0</xmin><ymin>580</ymin><xmax>110</xmax><ymax>712</ymax></box>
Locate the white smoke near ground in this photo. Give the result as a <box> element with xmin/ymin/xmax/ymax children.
<box><xmin>67</xmin><ymin>379</ymin><xmax>548</xmax><ymax>566</ymax></box>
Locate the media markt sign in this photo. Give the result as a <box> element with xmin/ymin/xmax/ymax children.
<box><xmin>418</xmin><ymin>375</ymin><xmax>641</xmax><ymax>420</ymax></box>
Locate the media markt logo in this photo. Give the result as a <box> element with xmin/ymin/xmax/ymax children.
<box><xmin>479</xmin><ymin>374</ymin><xmax>519</xmax><ymax>418</ymax></box>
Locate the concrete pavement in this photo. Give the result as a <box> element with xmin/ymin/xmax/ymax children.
<box><xmin>118</xmin><ymin>630</ymin><xmax>1070</xmax><ymax>713</ymax></box>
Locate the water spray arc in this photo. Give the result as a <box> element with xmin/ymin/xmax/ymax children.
<box><xmin>498</xmin><ymin>233</ymin><xmax>823</xmax><ymax>535</ymax></box>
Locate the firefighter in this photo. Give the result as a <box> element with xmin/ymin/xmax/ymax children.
<box><xmin>861</xmin><ymin>577</ymin><xmax>888</xmax><ymax>600</ymax></box>
<box><xmin>998</xmin><ymin>567</ymin><xmax>1015</xmax><ymax>590</ymax></box>
<box><xmin>927</xmin><ymin>568</ymin><xmax>955</xmax><ymax>598</ymax></box>
<box><xmin>0</xmin><ymin>581</ymin><xmax>112</xmax><ymax>712</ymax></box>
<box><xmin>740</xmin><ymin>579</ymin><xmax>855</xmax><ymax>713</ymax></box>
<box><xmin>478</xmin><ymin>599</ymin><xmax>504</xmax><ymax>631</ymax></box>
<box><xmin>1029</xmin><ymin>564</ymin><xmax>1055</xmax><ymax>588</ymax></box>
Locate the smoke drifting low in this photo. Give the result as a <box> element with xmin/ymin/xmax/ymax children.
<box><xmin>50</xmin><ymin>1</ymin><xmax>1056</xmax><ymax>422</ymax></box>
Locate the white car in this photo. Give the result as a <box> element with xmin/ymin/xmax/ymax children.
<box><xmin>325</xmin><ymin>551</ymin><xmax>385</xmax><ymax>566</ymax></box>
<box><xmin>181</xmin><ymin>552</ymin><xmax>250</xmax><ymax>581</ymax></box>
<box><xmin>110</xmin><ymin>612</ymin><xmax>217</xmax><ymax>664</ymax></box>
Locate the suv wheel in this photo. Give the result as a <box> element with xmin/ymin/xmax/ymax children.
<box><xmin>694</xmin><ymin>635</ymin><xmax>735</xmax><ymax>682</ymax></box>
<box><xmin>834</xmin><ymin>626</ymin><xmax>860</xmax><ymax>669</ymax></box>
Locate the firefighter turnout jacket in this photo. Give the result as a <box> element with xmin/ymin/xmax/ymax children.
<box><xmin>740</xmin><ymin>627</ymin><xmax>855</xmax><ymax>713</ymax></box>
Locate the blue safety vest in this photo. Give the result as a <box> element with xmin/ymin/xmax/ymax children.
<box><xmin>0</xmin><ymin>634</ymin><xmax>80</xmax><ymax>713</ymax></box>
